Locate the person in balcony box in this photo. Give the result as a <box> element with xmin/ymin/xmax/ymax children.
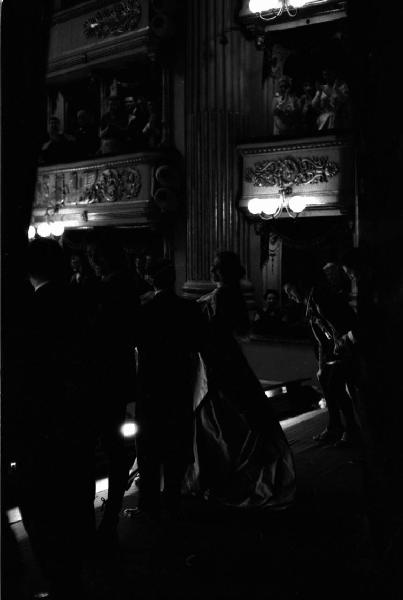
<box><xmin>142</xmin><ymin>100</ymin><xmax>162</xmax><ymax>149</ymax></box>
<box><xmin>312</xmin><ymin>66</ymin><xmax>351</xmax><ymax>131</ymax></box>
<box><xmin>299</xmin><ymin>80</ymin><xmax>318</xmax><ymax>135</ymax></box>
<box><xmin>126</xmin><ymin>96</ymin><xmax>149</xmax><ymax>152</ymax></box>
<box><xmin>39</xmin><ymin>115</ymin><xmax>75</xmax><ymax>165</ymax></box>
<box><xmin>72</xmin><ymin>108</ymin><xmax>99</xmax><ymax>160</ymax></box>
<box><xmin>97</xmin><ymin>95</ymin><xmax>128</xmax><ymax>156</ymax></box>
<box><xmin>272</xmin><ymin>75</ymin><xmax>300</xmax><ymax>136</ymax></box>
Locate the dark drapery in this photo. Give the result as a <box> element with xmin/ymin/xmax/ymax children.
<box><xmin>1</xmin><ymin>0</ymin><xmax>52</xmax><ymax>475</ymax></box>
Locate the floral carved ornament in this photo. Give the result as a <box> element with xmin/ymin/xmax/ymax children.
<box><xmin>245</xmin><ymin>156</ymin><xmax>339</xmax><ymax>190</ymax></box>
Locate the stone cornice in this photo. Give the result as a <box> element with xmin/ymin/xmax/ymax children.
<box><xmin>237</xmin><ymin>134</ymin><xmax>351</xmax><ymax>157</ymax></box>
<box><xmin>47</xmin><ymin>29</ymin><xmax>151</xmax><ymax>78</ymax></box>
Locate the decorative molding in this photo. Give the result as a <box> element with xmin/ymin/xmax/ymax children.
<box><xmin>47</xmin><ymin>34</ymin><xmax>151</xmax><ymax>78</ymax></box>
<box><xmin>245</xmin><ymin>156</ymin><xmax>339</xmax><ymax>189</ymax></box>
<box><xmin>35</xmin><ymin>163</ymin><xmax>142</xmax><ymax>209</ymax></box>
<box><xmin>83</xmin><ymin>0</ymin><xmax>142</xmax><ymax>39</ymax></box>
<box><xmin>238</xmin><ymin>137</ymin><xmax>347</xmax><ymax>156</ymax></box>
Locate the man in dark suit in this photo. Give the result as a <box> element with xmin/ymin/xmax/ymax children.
<box><xmin>18</xmin><ymin>237</ymin><xmax>95</xmax><ymax>599</ymax></box>
<box><xmin>86</xmin><ymin>231</ymin><xmax>140</xmax><ymax>543</ymax></box>
<box><xmin>133</xmin><ymin>259</ymin><xmax>205</xmax><ymax>519</ymax></box>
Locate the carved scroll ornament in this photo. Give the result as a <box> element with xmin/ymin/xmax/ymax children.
<box><xmin>83</xmin><ymin>0</ymin><xmax>142</xmax><ymax>39</ymax></box>
<box><xmin>245</xmin><ymin>156</ymin><xmax>339</xmax><ymax>189</ymax></box>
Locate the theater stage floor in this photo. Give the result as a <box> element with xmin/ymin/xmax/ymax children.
<box><xmin>8</xmin><ymin>407</ymin><xmax>387</xmax><ymax>600</ymax></box>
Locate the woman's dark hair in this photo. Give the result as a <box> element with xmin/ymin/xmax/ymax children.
<box><xmin>215</xmin><ymin>251</ymin><xmax>245</xmax><ymax>285</ymax></box>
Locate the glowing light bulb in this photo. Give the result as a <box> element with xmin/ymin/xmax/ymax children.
<box><xmin>287</xmin><ymin>0</ymin><xmax>308</xmax><ymax>7</ymax></box>
<box><xmin>288</xmin><ymin>195</ymin><xmax>307</xmax><ymax>214</ymax></box>
<box><xmin>28</xmin><ymin>225</ymin><xmax>36</xmax><ymax>240</ymax></box>
<box><xmin>248</xmin><ymin>197</ymin><xmax>264</xmax><ymax>215</ymax></box>
<box><xmin>36</xmin><ymin>222</ymin><xmax>52</xmax><ymax>237</ymax></box>
<box><xmin>249</xmin><ymin>0</ymin><xmax>281</xmax><ymax>13</ymax></box>
<box><xmin>120</xmin><ymin>421</ymin><xmax>138</xmax><ymax>438</ymax></box>
<box><xmin>49</xmin><ymin>222</ymin><xmax>65</xmax><ymax>237</ymax></box>
<box><xmin>261</xmin><ymin>197</ymin><xmax>282</xmax><ymax>215</ymax></box>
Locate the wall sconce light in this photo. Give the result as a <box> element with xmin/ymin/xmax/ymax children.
<box><xmin>247</xmin><ymin>188</ymin><xmax>307</xmax><ymax>219</ymax></box>
<box><xmin>29</xmin><ymin>220</ymin><xmax>65</xmax><ymax>239</ymax></box>
<box><xmin>249</xmin><ymin>0</ymin><xmax>314</xmax><ymax>20</ymax></box>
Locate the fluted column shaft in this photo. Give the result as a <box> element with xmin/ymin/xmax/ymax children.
<box><xmin>183</xmin><ymin>0</ymin><xmax>253</xmax><ymax>296</ymax></box>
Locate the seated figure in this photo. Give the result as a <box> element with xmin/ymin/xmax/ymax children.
<box><xmin>252</xmin><ymin>289</ymin><xmax>287</xmax><ymax>335</ymax></box>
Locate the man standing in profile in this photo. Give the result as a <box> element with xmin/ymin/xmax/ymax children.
<box><xmin>132</xmin><ymin>259</ymin><xmax>205</xmax><ymax>520</ymax></box>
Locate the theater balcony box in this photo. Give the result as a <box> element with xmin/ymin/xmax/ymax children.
<box><xmin>48</xmin><ymin>0</ymin><xmax>180</xmax><ymax>81</ymax></box>
<box><xmin>237</xmin><ymin>134</ymin><xmax>355</xmax><ymax>220</ymax></box>
<box><xmin>32</xmin><ymin>150</ymin><xmax>181</xmax><ymax>229</ymax></box>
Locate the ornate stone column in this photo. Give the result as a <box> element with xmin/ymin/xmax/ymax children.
<box><xmin>182</xmin><ymin>0</ymin><xmax>255</xmax><ymax>301</ymax></box>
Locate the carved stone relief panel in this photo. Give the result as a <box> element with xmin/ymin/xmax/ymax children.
<box><xmin>35</xmin><ymin>158</ymin><xmax>143</xmax><ymax>209</ymax></box>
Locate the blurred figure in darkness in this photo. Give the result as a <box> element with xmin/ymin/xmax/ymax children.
<box><xmin>86</xmin><ymin>231</ymin><xmax>140</xmax><ymax>546</ymax></box>
<box><xmin>73</xmin><ymin>108</ymin><xmax>99</xmax><ymax>159</ymax></box>
<box><xmin>97</xmin><ymin>95</ymin><xmax>127</xmax><ymax>156</ymax></box>
<box><xmin>39</xmin><ymin>116</ymin><xmax>75</xmax><ymax>164</ymax></box>
<box><xmin>18</xmin><ymin>237</ymin><xmax>95</xmax><ymax>599</ymax></box>
<box><xmin>284</xmin><ymin>275</ymin><xmax>360</xmax><ymax>447</ymax></box>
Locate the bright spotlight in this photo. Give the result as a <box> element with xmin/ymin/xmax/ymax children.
<box><xmin>28</xmin><ymin>225</ymin><xmax>36</xmax><ymax>240</ymax></box>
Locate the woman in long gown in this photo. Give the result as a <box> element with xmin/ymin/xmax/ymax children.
<box><xmin>184</xmin><ymin>251</ymin><xmax>296</xmax><ymax>510</ymax></box>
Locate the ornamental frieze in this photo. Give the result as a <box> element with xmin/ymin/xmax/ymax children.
<box><xmin>35</xmin><ymin>164</ymin><xmax>142</xmax><ymax>209</ymax></box>
<box><xmin>83</xmin><ymin>0</ymin><xmax>142</xmax><ymax>39</ymax></box>
<box><xmin>245</xmin><ymin>156</ymin><xmax>339</xmax><ymax>189</ymax></box>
